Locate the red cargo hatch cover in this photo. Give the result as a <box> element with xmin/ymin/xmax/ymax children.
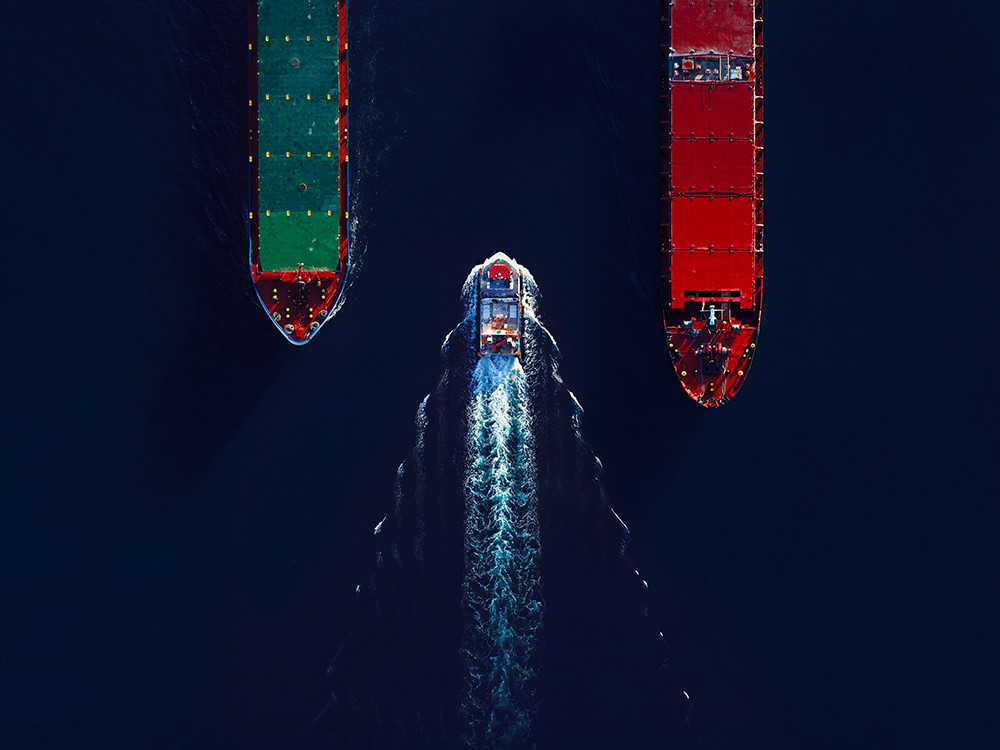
<box><xmin>669</xmin><ymin>250</ymin><xmax>756</xmax><ymax>309</ymax></box>
<box><xmin>671</xmin><ymin>1</ymin><xmax>754</xmax><ymax>55</ymax></box>
<box><xmin>670</xmin><ymin>137</ymin><xmax>753</xmax><ymax>194</ymax></box>
<box><xmin>671</xmin><ymin>84</ymin><xmax>753</xmax><ymax>139</ymax></box>
<box><xmin>670</xmin><ymin>195</ymin><xmax>754</xmax><ymax>250</ymax></box>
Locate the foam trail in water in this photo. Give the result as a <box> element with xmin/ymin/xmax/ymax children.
<box><xmin>460</xmin><ymin>353</ymin><xmax>542</xmax><ymax>749</ymax></box>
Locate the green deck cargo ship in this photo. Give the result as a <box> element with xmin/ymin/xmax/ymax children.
<box><xmin>248</xmin><ymin>0</ymin><xmax>348</xmax><ymax>344</ymax></box>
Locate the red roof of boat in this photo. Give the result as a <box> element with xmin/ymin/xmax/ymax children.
<box><xmin>488</xmin><ymin>262</ymin><xmax>512</xmax><ymax>280</ymax></box>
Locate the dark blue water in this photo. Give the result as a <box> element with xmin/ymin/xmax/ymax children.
<box><xmin>3</xmin><ymin>0</ymin><xmax>999</xmax><ymax>747</ymax></box>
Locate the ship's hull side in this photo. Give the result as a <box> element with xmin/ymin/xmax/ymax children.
<box><xmin>661</xmin><ymin>0</ymin><xmax>763</xmax><ymax>406</ymax></box>
<box><xmin>249</xmin><ymin>0</ymin><xmax>349</xmax><ymax>345</ymax></box>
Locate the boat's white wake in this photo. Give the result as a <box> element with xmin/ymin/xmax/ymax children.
<box><xmin>321</xmin><ymin>257</ymin><xmax>692</xmax><ymax>748</ymax></box>
<box><xmin>459</xmin><ymin>285</ymin><xmax>543</xmax><ymax>749</ymax></box>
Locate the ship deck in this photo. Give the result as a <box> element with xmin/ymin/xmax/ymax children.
<box><xmin>249</xmin><ymin>0</ymin><xmax>348</xmax><ymax>344</ymax></box>
<box><xmin>660</xmin><ymin>0</ymin><xmax>763</xmax><ymax>406</ymax></box>
<box><xmin>255</xmin><ymin>0</ymin><xmax>341</xmax><ymax>272</ymax></box>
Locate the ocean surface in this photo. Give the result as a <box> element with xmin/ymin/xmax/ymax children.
<box><xmin>2</xmin><ymin>0</ymin><xmax>999</xmax><ymax>748</ymax></box>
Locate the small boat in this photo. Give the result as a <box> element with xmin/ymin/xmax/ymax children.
<box><xmin>477</xmin><ymin>253</ymin><xmax>523</xmax><ymax>357</ymax></box>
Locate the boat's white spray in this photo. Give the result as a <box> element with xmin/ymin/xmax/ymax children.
<box><xmin>459</xmin><ymin>262</ymin><xmax>543</xmax><ymax>749</ymax></box>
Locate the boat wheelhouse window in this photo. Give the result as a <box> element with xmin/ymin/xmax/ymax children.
<box><xmin>482</xmin><ymin>262</ymin><xmax>517</xmax><ymax>296</ymax></box>
<box><xmin>485</xmin><ymin>275</ymin><xmax>515</xmax><ymax>295</ymax></box>
<box><xmin>670</xmin><ymin>55</ymin><xmax>752</xmax><ymax>82</ymax></box>
<box><xmin>481</xmin><ymin>299</ymin><xmax>519</xmax><ymax>329</ymax></box>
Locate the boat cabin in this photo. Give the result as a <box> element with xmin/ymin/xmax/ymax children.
<box><xmin>478</xmin><ymin>256</ymin><xmax>522</xmax><ymax>357</ymax></box>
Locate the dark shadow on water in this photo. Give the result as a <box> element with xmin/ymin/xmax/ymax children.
<box><xmin>149</xmin><ymin>310</ymin><xmax>291</xmax><ymax>486</ymax></box>
<box><xmin>146</xmin><ymin>0</ymin><xmax>303</xmax><ymax>487</ymax></box>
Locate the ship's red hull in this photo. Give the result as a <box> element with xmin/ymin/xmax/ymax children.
<box><xmin>661</xmin><ymin>0</ymin><xmax>763</xmax><ymax>406</ymax></box>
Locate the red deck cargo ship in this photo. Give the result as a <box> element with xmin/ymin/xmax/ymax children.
<box><xmin>661</xmin><ymin>0</ymin><xmax>763</xmax><ymax>406</ymax></box>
